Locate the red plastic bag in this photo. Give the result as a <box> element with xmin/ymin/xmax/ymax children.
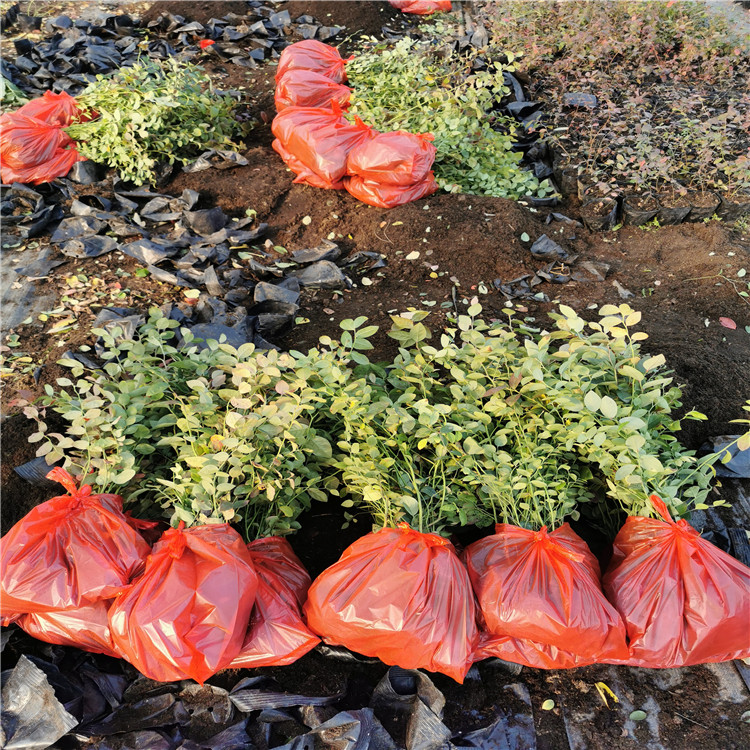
<box><xmin>0</xmin><ymin>144</ymin><xmax>84</xmax><ymax>185</ymax></box>
<box><xmin>389</xmin><ymin>0</ymin><xmax>453</xmax><ymax>15</ymax></box>
<box><xmin>475</xmin><ymin>632</ymin><xmax>606</xmax><ymax>669</ymax></box>
<box><xmin>304</xmin><ymin>524</ymin><xmax>478</xmax><ymax>683</ymax></box>
<box><xmin>15</xmin><ymin>90</ymin><xmax>90</xmax><ymax>127</ymax></box>
<box><xmin>275</xmin><ymin>69</ymin><xmax>351</xmax><ymax>113</ymax></box>
<box><xmin>109</xmin><ymin>522</ymin><xmax>258</xmax><ymax>683</ymax></box>
<box><xmin>272</xmin><ymin>103</ymin><xmax>375</xmax><ymax>189</ymax></box>
<box><xmin>17</xmin><ymin>600</ymin><xmax>119</xmax><ymax>658</ymax></box>
<box><xmin>347</xmin><ymin>131</ymin><xmax>436</xmax><ymax>185</ymax></box>
<box><xmin>344</xmin><ymin>173</ymin><xmax>438</xmax><ymax>208</ymax></box>
<box><xmin>229</xmin><ymin>537</ymin><xmax>319</xmax><ymax>668</ymax></box>
<box><xmin>0</xmin><ymin>113</ymin><xmax>74</xmax><ymax>169</ymax></box>
<box><xmin>0</xmin><ymin>468</ymin><xmax>150</xmax><ymax>618</ymax></box>
<box><xmin>275</xmin><ymin>40</ymin><xmax>349</xmax><ymax>84</ymax></box>
<box><xmin>465</xmin><ymin>524</ymin><xmax>628</xmax><ymax>668</ymax></box>
<box><xmin>603</xmin><ymin>495</ymin><xmax>750</xmax><ymax>667</ymax></box>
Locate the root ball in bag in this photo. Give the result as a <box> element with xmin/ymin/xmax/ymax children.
<box><xmin>0</xmin><ymin>468</ymin><xmax>150</xmax><ymax>617</ymax></box>
<box><xmin>466</xmin><ymin>523</ymin><xmax>628</xmax><ymax>669</ymax></box>
<box><xmin>603</xmin><ymin>495</ymin><xmax>750</xmax><ymax>668</ymax></box>
<box><xmin>229</xmin><ymin>536</ymin><xmax>319</xmax><ymax>668</ymax></box>
<box><xmin>109</xmin><ymin>522</ymin><xmax>258</xmax><ymax>683</ymax></box>
<box><xmin>304</xmin><ymin>524</ymin><xmax>478</xmax><ymax>683</ymax></box>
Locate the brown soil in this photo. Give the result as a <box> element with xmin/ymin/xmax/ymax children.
<box><xmin>140</xmin><ymin>1</ymin><xmax>252</xmax><ymax>24</ymax></box>
<box><xmin>282</xmin><ymin>0</ymin><xmax>406</xmax><ymax>48</ymax></box>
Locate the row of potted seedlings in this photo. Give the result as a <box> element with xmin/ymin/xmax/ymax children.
<box><xmin>271</xmin><ymin>40</ymin><xmax>439</xmax><ymax>209</ymax></box>
<box><xmin>2</xmin><ymin>464</ymin><xmax>748</xmax><ymax>684</ymax></box>
<box><xmin>553</xmin><ymin>165</ymin><xmax>750</xmax><ymax>230</ymax></box>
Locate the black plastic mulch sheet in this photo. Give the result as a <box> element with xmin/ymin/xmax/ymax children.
<box><xmin>1</xmin><ymin>2</ymin><xmax>344</xmax><ymax>98</ymax></box>
<box><xmin>0</xmin><ymin>633</ymin><xmax>537</xmax><ymax>750</ymax></box>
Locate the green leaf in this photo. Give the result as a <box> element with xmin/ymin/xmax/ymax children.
<box><xmin>542</xmin><ymin>700</ymin><xmax>555</xmax><ymax>711</ymax></box>
<box><xmin>584</xmin><ymin>391</ymin><xmax>601</xmax><ymax>411</ymax></box>
<box><xmin>599</xmin><ymin>396</ymin><xmax>618</xmax><ymax>419</ymax></box>
<box><xmin>629</xmin><ymin>710</ymin><xmax>647</xmax><ymax>722</ymax></box>
<box><xmin>640</xmin><ymin>455</ymin><xmax>664</xmax><ymax>473</ymax></box>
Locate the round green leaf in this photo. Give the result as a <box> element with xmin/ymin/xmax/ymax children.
<box><xmin>629</xmin><ymin>710</ymin><xmax>647</xmax><ymax>721</ymax></box>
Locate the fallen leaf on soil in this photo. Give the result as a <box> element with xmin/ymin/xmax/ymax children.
<box><xmin>720</xmin><ymin>317</ymin><xmax>737</xmax><ymax>329</ymax></box>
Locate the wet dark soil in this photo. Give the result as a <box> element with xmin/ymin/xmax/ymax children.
<box><xmin>1</xmin><ymin>3</ymin><xmax>749</xmax><ymax>749</ymax></box>
<box><xmin>140</xmin><ymin>1</ymin><xmax>252</xmax><ymax>25</ymax></box>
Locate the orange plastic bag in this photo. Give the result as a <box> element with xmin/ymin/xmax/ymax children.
<box><xmin>272</xmin><ymin>137</ymin><xmax>336</xmax><ymax>190</ymax></box>
<box><xmin>304</xmin><ymin>524</ymin><xmax>479</xmax><ymax>683</ymax></box>
<box><xmin>346</xmin><ymin>131</ymin><xmax>436</xmax><ymax>186</ymax></box>
<box><xmin>229</xmin><ymin>537</ymin><xmax>319</xmax><ymax>668</ymax></box>
<box><xmin>389</xmin><ymin>0</ymin><xmax>452</xmax><ymax>15</ymax></box>
<box><xmin>475</xmin><ymin>632</ymin><xmax>603</xmax><ymax>669</ymax></box>
<box><xmin>344</xmin><ymin>173</ymin><xmax>438</xmax><ymax>208</ymax></box>
<box><xmin>109</xmin><ymin>522</ymin><xmax>258</xmax><ymax>683</ymax></box>
<box><xmin>603</xmin><ymin>495</ymin><xmax>750</xmax><ymax>668</ymax></box>
<box><xmin>275</xmin><ymin>69</ymin><xmax>351</xmax><ymax>113</ymax></box>
<box><xmin>0</xmin><ymin>144</ymin><xmax>84</xmax><ymax>185</ymax></box>
<box><xmin>15</xmin><ymin>90</ymin><xmax>91</xmax><ymax>127</ymax></box>
<box><xmin>465</xmin><ymin>524</ymin><xmax>628</xmax><ymax>668</ymax></box>
<box><xmin>275</xmin><ymin>40</ymin><xmax>349</xmax><ymax>84</ymax></box>
<box><xmin>272</xmin><ymin>103</ymin><xmax>375</xmax><ymax>189</ymax></box>
<box><xmin>0</xmin><ymin>113</ymin><xmax>74</xmax><ymax>169</ymax></box>
<box><xmin>0</xmin><ymin>468</ymin><xmax>150</xmax><ymax>618</ymax></box>
<box><xmin>17</xmin><ymin>599</ymin><xmax>119</xmax><ymax>658</ymax></box>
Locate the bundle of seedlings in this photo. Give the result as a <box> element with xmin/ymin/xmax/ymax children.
<box><xmin>65</xmin><ymin>58</ymin><xmax>242</xmax><ymax>185</ymax></box>
<box><xmin>345</xmin><ymin>37</ymin><xmax>554</xmax><ymax>200</ymax></box>
<box><xmin>25</xmin><ymin>309</ymin><xmax>338</xmax><ymax>673</ymax></box>
<box><xmin>293</xmin><ymin>316</ymin><xmax>478</xmax><ymax>683</ymax></box>
<box><xmin>0</xmin><ymin>468</ymin><xmax>150</xmax><ymax>659</ymax></box>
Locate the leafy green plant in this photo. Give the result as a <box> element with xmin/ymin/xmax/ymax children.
<box><xmin>1</xmin><ymin>75</ymin><xmax>29</xmax><ymax>110</ymax></box>
<box><xmin>26</xmin><ymin>310</ymin><xmax>346</xmax><ymax>539</ymax></box>
<box><xmin>66</xmin><ymin>58</ymin><xmax>241</xmax><ymax>185</ymax></box>
<box><xmin>346</xmin><ymin>37</ymin><xmax>552</xmax><ymax>199</ymax></box>
<box><xmin>29</xmin><ymin>304</ymin><xmax>745</xmax><ymax>539</ymax></box>
<box><xmin>328</xmin><ymin>304</ymin><xmax>737</xmax><ymax>534</ymax></box>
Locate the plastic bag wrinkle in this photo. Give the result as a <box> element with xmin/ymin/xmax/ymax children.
<box><xmin>229</xmin><ymin>537</ymin><xmax>319</xmax><ymax>668</ymax></box>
